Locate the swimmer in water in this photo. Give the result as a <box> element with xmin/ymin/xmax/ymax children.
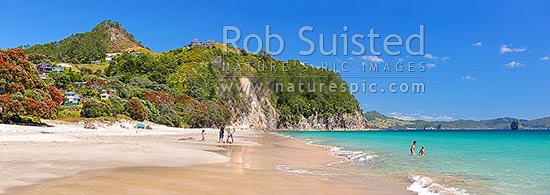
<box><xmin>419</xmin><ymin>145</ymin><xmax>426</xmax><ymax>156</ymax></box>
<box><xmin>410</xmin><ymin>140</ymin><xmax>417</xmax><ymax>155</ymax></box>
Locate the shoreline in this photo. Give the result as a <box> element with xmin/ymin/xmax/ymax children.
<box><xmin>0</xmin><ymin>123</ymin><xmax>410</xmax><ymax>195</ymax></box>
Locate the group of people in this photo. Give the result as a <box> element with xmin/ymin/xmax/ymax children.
<box><xmin>410</xmin><ymin>140</ymin><xmax>426</xmax><ymax>156</ymax></box>
<box><xmin>218</xmin><ymin>126</ymin><xmax>236</xmax><ymax>144</ymax></box>
<box><xmin>199</xmin><ymin>126</ymin><xmax>237</xmax><ymax>144</ymax></box>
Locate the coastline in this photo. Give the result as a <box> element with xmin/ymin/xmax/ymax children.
<box><xmin>0</xmin><ymin>123</ymin><xmax>410</xmax><ymax>195</ymax></box>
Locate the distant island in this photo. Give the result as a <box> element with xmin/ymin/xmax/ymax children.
<box><xmin>365</xmin><ymin>110</ymin><xmax>550</xmax><ymax>130</ymax></box>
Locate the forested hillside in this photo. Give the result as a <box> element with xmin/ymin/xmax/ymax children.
<box><xmin>22</xmin><ymin>20</ymin><xmax>146</xmax><ymax>64</ymax></box>
<box><xmin>3</xmin><ymin>20</ymin><xmax>367</xmax><ymax>130</ymax></box>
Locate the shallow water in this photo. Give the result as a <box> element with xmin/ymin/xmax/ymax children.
<box><xmin>279</xmin><ymin>130</ymin><xmax>550</xmax><ymax>195</ymax></box>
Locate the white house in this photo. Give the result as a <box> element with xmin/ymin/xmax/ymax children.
<box><xmin>100</xmin><ymin>93</ymin><xmax>110</xmax><ymax>100</ymax></box>
<box><xmin>100</xmin><ymin>89</ymin><xmax>117</xmax><ymax>100</ymax></box>
<box><xmin>64</xmin><ymin>92</ymin><xmax>81</xmax><ymax>106</ymax></box>
<box><xmin>39</xmin><ymin>72</ymin><xmax>47</xmax><ymax>80</ymax></box>
<box><xmin>52</xmin><ymin>67</ymin><xmax>65</xmax><ymax>72</ymax></box>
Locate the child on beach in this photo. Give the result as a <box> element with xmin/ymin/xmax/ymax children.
<box><xmin>200</xmin><ymin>130</ymin><xmax>206</xmax><ymax>142</ymax></box>
<box><xmin>219</xmin><ymin>126</ymin><xmax>225</xmax><ymax>143</ymax></box>
<box><xmin>410</xmin><ymin>141</ymin><xmax>417</xmax><ymax>155</ymax></box>
<box><xmin>419</xmin><ymin>145</ymin><xmax>426</xmax><ymax>156</ymax></box>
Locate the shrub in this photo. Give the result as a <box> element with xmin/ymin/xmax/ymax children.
<box><xmin>80</xmin><ymin>99</ymin><xmax>103</xmax><ymax>118</ymax></box>
<box><xmin>157</xmin><ymin>103</ymin><xmax>180</xmax><ymax>127</ymax></box>
<box><xmin>108</xmin><ymin>96</ymin><xmax>125</xmax><ymax>116</ymax></box>
<box><xmin>141</xmin><ymin>100</ymin><xmax>159</xmax><ymax>123</ymax></box>
<box><xmin>124</xmin><ymin>97</ymin><xmax>147</xmax><ymax>121</ymax></box>
<box><xmin>58</xmin><ymin>109</ymin><xmax>81</xmax><ymax>118</ymax></box>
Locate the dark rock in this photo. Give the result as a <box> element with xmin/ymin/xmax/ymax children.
<box><xmin>511</xmin><ymin>119</ymin><xmax>522</xmax><ymax>130</ymax></box>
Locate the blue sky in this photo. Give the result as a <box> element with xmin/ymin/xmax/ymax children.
<box><xmin>2</xmin><ymin>0</ymin><xmax>549</xmax><ymax>120</ymax></box>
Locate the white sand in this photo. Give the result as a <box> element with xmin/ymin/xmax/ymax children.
<box><xmin>0</xmin><ymin>123</ymin><xmax>246</xmax><ymax>193</ymax></box>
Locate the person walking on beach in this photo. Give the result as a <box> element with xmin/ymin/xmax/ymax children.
<box><xmin>226</xmin><ymin>126</ymin><xmax>235</xmax><ymax>144</ymax></box>
<box><xmin>410</xmin><ymin>141</ymin><xmax>417</xmax><ymax>155</ymax></box>
<box><xmin>200</xmin><ymin>130</ymin><xmax>206</xmax><ymax>142</ymax></box>
<box><xmin>419</xmin><ymin>145</ymin><xmax>426</xmax><ymax>156</ymax></box>
<box><xmin>219</xmin><ymin>126</ymin><xmax>225</xmax><ymax>143</ymax></box>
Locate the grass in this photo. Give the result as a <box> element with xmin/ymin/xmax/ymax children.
<box><xmin>73</xmin><ymin>63</ymin><xmax>110</xmax><ymax>72</ymax></box>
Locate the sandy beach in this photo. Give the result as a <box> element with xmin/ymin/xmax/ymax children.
<box><xmin>0</xmin><ymin>122</ymin><xmax>409</xmax><ymax>195</ymax></box>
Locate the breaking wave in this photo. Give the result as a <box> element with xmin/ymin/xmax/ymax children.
<box><xmin>407</xmin><ymin>174</ymin><xmax>469</xmax><ymax>195</ymax></box>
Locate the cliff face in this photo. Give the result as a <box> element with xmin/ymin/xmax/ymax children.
<box><xmin>231</xmin><ymin>77</ymin><xmax>368</xmax><ymax>131</ymax></box>
<box><xmin>277</xmin><ymin>111</ymin><xmax>368</xmax><ymax>130</ymax></box>
<box><xmin>231</xmin><ymin>77</ymin><xmax>279</xmax><ymax>130</ymax></box>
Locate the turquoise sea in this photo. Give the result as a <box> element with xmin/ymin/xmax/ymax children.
<box><xmin>278</xmin><ymin>131</ymin><xmax>550</xmax><ymax>195</ymax></box>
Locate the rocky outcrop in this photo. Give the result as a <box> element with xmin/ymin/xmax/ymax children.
<box><xmin>511</xmin><ymin>119</ymin><xmax>522</xmax><ymax>130</ymax></box>
<box><xmin>107</xmin><ymin>28</ymin><xmax>143</xmax><ymax>52</ymax></box>
<box><xmin>231</xmin><ymin>77</ymin><xmax>279</xmax><ymax>130</ymax></box>
<box><xmin>231</xmin><ymin>77</ymin><xmax>368</xmax><ymax>131</ymax></box>
<box><xmin>277</xmin><ymin>111</ymin><xmax>368</xmax><ymax>130</ymax></box>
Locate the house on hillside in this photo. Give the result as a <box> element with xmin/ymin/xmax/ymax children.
<box><xmin>99</xmin><ymin>89</ymin><xmax>117</xmax><ymax>100</ymax></box>
<box><xmin>36</xmin><ymin>63</ymin><xmax>52</xmax><ymax>73</ymax></box>
<box><xmin>91</xmin><ymin>61</ymin><xmax>100</xmax><ymax>64</ymax></box>
<box><xmin>36</xmin><ymin>63</ymin><xmax>52</xmax><ymax>79</ymax></box>
<box><xmin>72</xmin><ymin>82</ymin><xmax>87</xmax><ymax>88</ymax></box>
<box><xmin>52</xmin><ymin>67</ymin><xmax>65</xmax><ymax>72</ymax></box>
<box><xmin>190</xmin><ymin>38</ymin><xmax>199</xmax><ymax>47</ymax></box>
<box><xmin>100</xmin><ymin>93</ymin><xmax>110</xmax><ymax>100</ymax></box>
<box><xmin>131</xmin><ymin>52</ymin><xmax>141</xmax><ymax>56</ymax></box>
<box><xmin>64</xmin><ymin>92</ymin><xmax>81</xmax><ymax>106</ymax></box>
<box><xmin>39</xmin><ymin>72</ymin><xmax>47</xmax><ymax>80</ymax></box>
<box><xmin>200</xmin><ymin>40</ymin><xmax>213</xmax><ymax>46</ymax></box>
<box><xmin>187</xmin><ymin>39</ymin><xmax>214</xmax><ymax>47</ymax></box>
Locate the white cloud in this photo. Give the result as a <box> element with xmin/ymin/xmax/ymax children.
<box><xmin>461</xmin><ymin>75</ymin><xmax>477</xmax><ymax>81</ymax></box>
<box><xmin>423</xmin><ymin>53</ymin><xmax>437</xmax><ymax>59</ymax></box>
<box><xmin>540</xmin><ymin>56</ymin><xmax>550</xmax><ymax>61</ymax></box>
<box><xmin>423</xmin><ymin>54</ymin><xmax>450</xmax><ymax>62</ymax></box>
<box><xmin>361</xmin><ymin>55</ymin><xmax>384</xmax><ymax>63</ymax></box>
<box><xmin>389</xmin><ymin>112</ymin><xmax>454</xmax><ymax>121</ymax></box>
<box><xmin>363</xmin><ymin>103</ymin><xmax>381</xmax><ymax>108</ymax></box>
<box><xmin>472</xmin><ymin>41</ymin><xmax>482</xmax><ymax>47</ymax></box>
<box><xmin>503</xmin><ymin>61</ymin><xmax>525</xmax><ymax>68</ymax></box>
<box><xmin>389</xmin><ymin>112</ymin><xmax>401</xmax><ymax>116</ymax></box>
<box><xmin>426</xmin><ymin>63</ymin><xmax>436</xmax><ymax>68</ymax></box>
<box><xmin>499</xmin><ymin>44</ymin><xmax>527</xmax><ymax>54</ymax></box>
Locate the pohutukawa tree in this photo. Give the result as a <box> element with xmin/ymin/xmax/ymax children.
<box><xmin>0</xmin><ymin>48</ymin><xmax>62</xmax><ymax>122</ymax></box>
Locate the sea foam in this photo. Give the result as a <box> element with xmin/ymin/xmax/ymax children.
<box><xmin>407</xmin><ymin>174</ymin><xmax>469</xmax><ymax>195</ymax></box>
<box><xmin>328</xmin><ymin>146</ymin><xmax>376</xmax><ymax>163</ymax></box>
<box><xmin>276</xmin><ymin>165</ymin><xmax>315</xmax><ymax>175</ymax></box>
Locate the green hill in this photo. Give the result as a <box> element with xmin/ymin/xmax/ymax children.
<box><xmin>21</xmin><ymin>20</ymin><xmax>148</xmax><ymax>64</ymax></box>
<box><xmin>365</xmin><ymin>111</ymin><xmax>414</xmax><ymax>129</ymax></box>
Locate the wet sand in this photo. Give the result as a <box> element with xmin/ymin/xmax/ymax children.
<box><xmin>2</xmin><ymin>124</ymin><xmax>410</xmax><ymax>195</ymax></box>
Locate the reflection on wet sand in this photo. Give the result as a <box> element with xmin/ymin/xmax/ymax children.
<box><xmin>6</xmin><ymin>133</ymin><xmax>409</xmax><ymax>195</ymax></box>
